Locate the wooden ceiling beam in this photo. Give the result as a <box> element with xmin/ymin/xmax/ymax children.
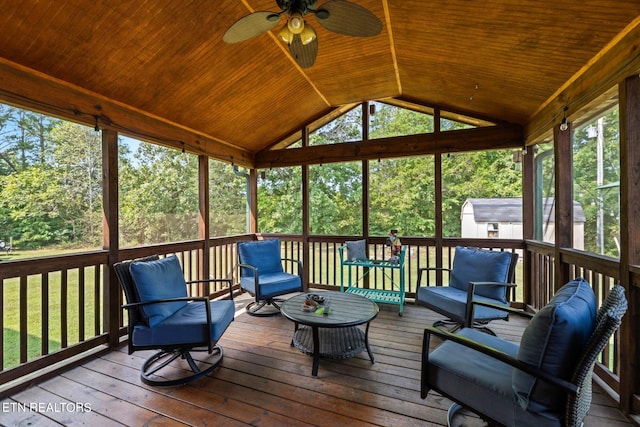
<box><xmin>0</xmin><ymin>58</ymin><xmax>254</xmax><ymax>168</ymax></box>
<box><xmin>525</xmin><ymin>17</ymin><xmax>640</xmax><ymax>144</ymax></box>
<box><xmin>255</xmin><ymin>124</ymin><xmax>523</xmax><ymax>168</ymax></box>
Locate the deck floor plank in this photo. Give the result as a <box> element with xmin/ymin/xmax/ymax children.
<box><xmin>0</xmin><ymin>293</ymin><xmax>630</xmax><ymax>426</ymax></box>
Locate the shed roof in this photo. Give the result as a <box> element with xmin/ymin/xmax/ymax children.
<box><xmin>464</xmin><ymin>198</ymin><xmax>586</xmax><ymax>223</ymax></box>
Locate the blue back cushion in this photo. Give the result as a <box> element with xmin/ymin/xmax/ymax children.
<box><xmin>238</xmin><ymin>239</ymin><xmax>284</xmax><ymax>277</ymax></box>
<box><xmin>346</xmin><ymin>239</ymin><xmax>367</xmax><ymax>261</ymax></box>
<box><xmin>513</xmin><ymin>278</ymin><xmax>596</xmax><ymax>416</ymax></box>
<box><xmin>449</xmin><ymin>246</ymin><xmax>513</xmax><ymax>302</ymax></box>
<box><xmin>129</xmin><ymin>255</ymin><xmax>188</xmax><ymax>327</ymax></box>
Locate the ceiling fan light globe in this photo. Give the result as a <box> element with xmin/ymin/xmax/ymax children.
<box><xmin>288</xmin><ymin>13</ymin><xmax>305</xmax><ymax>34</ymax></box>
<box><xmin>300</xmin><ymin>25</ymin><xmax>316</xmax><ymax>45</ymax></box>
<box><xmin>278</xmin><ymin>24</ymin><xmax>294</xmax><ymax>44</ymax></box>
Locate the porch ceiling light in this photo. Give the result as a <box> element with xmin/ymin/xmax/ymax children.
<box><xmin>560</xmin><ymin>107</ymin><xmax>568</xmax><ymax>132</ymax></box>
<box><xmin>287</xmin><ymin>12</ymin><xmax>305</xmax><ymax>34</ymax></box>
<box><xmin>278</xmin><ymin>12</ymin><xmax>316</xmax><ymax>46</ymax></box>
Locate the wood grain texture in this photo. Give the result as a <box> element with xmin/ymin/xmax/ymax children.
<box><xmin>2</xmin><ymin>292</ymin><xmax>631</xmax><ymax>426</ymax></box>
<box><xmin>0</xmin><ymin>1</ymin><xmax>637</xmax><ymax>161</ymax></box>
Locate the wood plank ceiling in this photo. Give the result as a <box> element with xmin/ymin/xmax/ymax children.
<box><xmin>0</xmin><ymin>0</ymin><xmax>638</xmax><ymax>165</ymax></box>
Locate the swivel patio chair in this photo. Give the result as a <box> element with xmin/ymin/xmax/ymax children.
<box><xmin>421</xmin><ymin>279</ymin><xmax>627</xmax><ymax>427</ymax></box>
<box><xmin>114</xmin><ymin>254</ymin><xmax>235</xmax><ymax>386</ymax></box>
<box><xmin>416</xmin><ymin>246</ymin><xmax>518</xmax><ymax>334</ymax></box>
<box><xmin>237</xmin><ymin>239</ymin><xmax>303</xmax><ymax>316</ymax></box>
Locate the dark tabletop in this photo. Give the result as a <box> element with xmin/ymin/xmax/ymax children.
<box><xmin>281</xmin><ymin>291</ymin><xmax>379</xmax><ymax>328</ymax></box>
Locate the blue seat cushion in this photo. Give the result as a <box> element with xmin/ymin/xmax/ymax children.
<box><xmin>428</xmin><ymin>328</ymin><xmax>562</xmax><ymax>427</ymax></box>
<box><xmin>130</xmin><ymin>255</ymin><xmax>188</xmax><ymax>327</ymax></box>
<box><xmin>449</xmin><ymin>246</ymin><xmax>513</xmax><ymax>303</ymax></box>
<box><xmin>238</xmin><ymin>239</ymin><xmax>284</xmax><ymax>276</ymax></box>
<box><xmin>513</xmin><ymin>278</ymin><xmax>596</xmax><ymax>416</ymax></box>
<box><xmin>417</xmin><ymin>286</ymin><xmax>509</xmax><ymax>322</ymax></box>
<box><xmin>428</xmin><ymin>328</ymin><xmax>519</xmax><ymax>426</ymax></box>
<box><xmin>240</xmin><ymin>272</ymin><xmax>301</xmax><ymax>300</ymax></box>
<box><xmin>132</xmin><ymin>299</ymin><xmax>235</xmax><ymax>346</ymax></box>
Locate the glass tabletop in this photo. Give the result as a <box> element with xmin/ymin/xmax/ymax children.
<box><xmin>281</xmin><ymin>291</ymin><xmax>379</xmax><ymax>327</ymax></box>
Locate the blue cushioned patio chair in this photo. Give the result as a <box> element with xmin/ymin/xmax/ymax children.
<box><xmin>421</xmin><ymin>280</ymin><xmax>627</xmax><ymax>427</ymax></box>
<box><xmin>416</xmin><ymin>246</ymin><xmax>518</xmax><ymax>335</ymax></box>
<box><xmin>114</xmin><ymin>254</ymin><xmax>235</xmax><ymax>386</ymax></box>
<box><xmin>237</xmin><ymin>239</ymin><xmax>303</xmax><ymax>316</ymax></box>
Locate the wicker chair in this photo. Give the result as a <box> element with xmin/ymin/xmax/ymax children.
<box><xmin>421</xmin><ymin>280</ymin><xmax>627</xmax><ymax>427</ymax></box>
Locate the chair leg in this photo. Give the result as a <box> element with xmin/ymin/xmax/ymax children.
<box><xmin>245</xmin><ymin>298</ymin><xmax>283</xmax><ymax>317</ymax></box>
<box><xmin>433</xmin><ymin>319</ymin><xmax>497</xmax><ymax>336</ymax></box>
<box><xmin>140</xmin><ymin>345</ymin><xmax>224</xmax><ymax>386</ymax></box>
<box><xmin>447</xmin><ymin>402</ymin><xmax>490</xmax><ymax>427</ymax></box>
<box><xmin>433</xmin><ymin>319</ymin><xmax>463</xmax><ymax>333</ymax></box>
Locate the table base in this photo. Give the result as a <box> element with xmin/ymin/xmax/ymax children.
<box><xmin>292</xmin><ymin>324</ymin><xmax>375</xmax><ymax>376</ymax></box>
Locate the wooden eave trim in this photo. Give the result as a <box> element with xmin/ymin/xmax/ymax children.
<box><xmin>255</xmin><ymin>124</ymin><xmax>523</xmax><ymax>168</ymax></box>
<box><xmin>266</xmin><ymin>103</ymin><xmax>360</xmax><ymax>151</ymax></box>
<box><xmin>525</xmin><ymin>16</ymin><xmax>640</xmax><ymax>145</ymax></box>
<box><xmin>0</xmin><ymin>58</ymin><xmax>253</xmax><ymax>168</ymax></box>
<box><xmin>395</xmin><ymin>95</ymin><xmax>511</xmax><ymax>126</ymax></box>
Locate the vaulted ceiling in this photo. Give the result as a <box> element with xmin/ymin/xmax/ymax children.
<box><xmin>0</xmin><ymin>1</ymin><xmax>639</xmax><ymax>167</ymax></box>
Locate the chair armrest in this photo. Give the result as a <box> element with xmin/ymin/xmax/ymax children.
<box><xmin>416</xmin><ymin>267</ymin><xmax>452</xmax><ymax>287</ymax></box>
<box><xmin>281</xmin><ymin>257</ymin><xmax>303</xmax><ymax>276</ymax></box>
<box><xmin>422</xmin><ymin>326</ymin><xmax>579</xmax><ymax>397</ymax></box>
<box><xmin>122</xmin><ymin>295</ymin><xmax>209</xmax><ymax>309</ymax></box>
<box><xmin>464</xmin><ymin>281</ymin><xmax>520</xmax><ymax>326</ymax></box>
<box><xmin>238</xmin><ymin>263</ymin><xmax>258</xmax><ymax>274</ymax></box>
<box><xmin>471</xmin><ymin>299</ymin><xmax>535</xmax><ymax>319</ymax></box>
<box><xmin>469</xmin><ymin>281</ymin><xmax>517</xmax><ymax>289</ymax></box>
<box><xmin>187</xmin><ymin>278</ymin><xmax>234</xmax><ymax>300</ymax></box>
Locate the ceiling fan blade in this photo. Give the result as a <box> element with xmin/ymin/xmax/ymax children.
<box><xmin>223</xmin><ymin>11</ymin><xmax>281</xmax><ymax>43</ymax></box>
<box><xmin>289</xmin><ymin>31</ymin><xmax>318</xmax><ymax>68</ymax></box>
<box><xmin>315</xmin><ymin>0</ymin><xmax>382</xmax><ymax>37</ymax></box>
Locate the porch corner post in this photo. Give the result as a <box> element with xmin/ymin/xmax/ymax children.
<box><xmin>522</xmin><ymin>144</ymin><xmax>535</xmax><ymax>305</ymax></box>
<box><xmin>553</xmin><ymin>121</ymin><xmax>573</xmax><ymax>289</ymax></box>
<box><xmin>198</xmin><ymin>155</ymin><xmax>210</xmax><ymax>286</ymax></box>
<box><xmin>618</xmin><ymin>73</ymin><xmax>640</xmax><ymax>416</ymax></box>
<box><xmin>101</xmin><ymin>129</ymin><xmax>120</xmax><ymax>349</ymax></box>
<box><xmin>434</xmin><ymin>108</ymin><xmax>443</xmax><ymax>282</ymax></box>
<box><xmin>301</xmin><ymin>125</ymin><xmax>310</xmax><ymax>291</ymax></box>
<box><xmin>249</xmin><ymin>168</ymin><xmax>258</xmax><ymax>233</ymax></box>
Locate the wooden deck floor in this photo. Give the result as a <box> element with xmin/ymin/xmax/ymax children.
<box><xmin>1</xmin><ymin>292</ymin><xmax>632</xmax><ymax>426</ymax></box>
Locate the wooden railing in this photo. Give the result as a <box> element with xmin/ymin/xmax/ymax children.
<box><xmin>0</xmin><ymin>234</ymin><xmax>633</xmax><ymax>402</ymax></box>
<box><xmin>525</xmin><ymin>240</ymin><xmax>624</xmax><ymax>394</ymax></box>
<box><xmin>292</xmin><ymin>235</ymin><xmax>523</xmax><ymax>299</ymax></box>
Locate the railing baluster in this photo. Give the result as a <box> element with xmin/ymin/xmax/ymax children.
<box><xmin>20</xmin><ymin>276</ymin><xmax>27</xmax><ymax>364</ymax></box>
<box><xmin>42</xmin><ymin>272</ymin><xmax>49</xmax><ymax>355</ymax></box>
<box><xmin>79</xmin><ymin>267</ymin><xmax>85</xmax><ymax>342</ymax></box>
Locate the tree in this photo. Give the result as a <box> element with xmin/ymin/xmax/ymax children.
<box><xmin>48</xmin><ymin>122</ymin><xmax>103</xmax><ymax>245</ymax></box>
<box><xmin>119</xmin><ymin>142</ymin><xmax>198</xmax><ymax>246</ymax></box>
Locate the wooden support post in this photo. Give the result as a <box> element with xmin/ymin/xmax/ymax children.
<box><xmin>434</xmin><ymin>108</ymin><xmax>443</xmax><ymax>283</ymax></box>
<box><xmin>522</xmin><ymin>145</ymin><xmax>535</xmax><ymax>305</ymax></box>
<box><xmin>101</xmin><ymin>129</ymin><xmax>120</xmax><ymax>349</ymax></box>
<box><xmin>553</xmin><ymin>122</ymin><xmax>573</xmax><ymax>289</ymax></box>
<box><xmin>302</xmin><ymin>125</ymin><xmax>310</xmax><ymax>291</ymax></box>
<box><xmin>619</xmin><ymin>73</ymin><xmax>640</xmax><ymax>416</ymax></box>
<box><xmin>198</xmin><ymin>155</ymin><xmax>210</xmax><ymax>290</ymax></box>
<box><xmin>248</xmin><ymin>168</ymin><xmax>258</xmax><ymax>233</ymax></box>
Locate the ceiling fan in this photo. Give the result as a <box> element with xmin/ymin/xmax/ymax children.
<box><xmin>223</xmin><ymin>0</ymin><xmax>382</xmax><ymax>68</ymax></box>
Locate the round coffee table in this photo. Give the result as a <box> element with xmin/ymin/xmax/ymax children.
<box><xmin>281</xmin><ymin>291</ymin><xmax>379</xmax><ymax>376</ymax></box>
